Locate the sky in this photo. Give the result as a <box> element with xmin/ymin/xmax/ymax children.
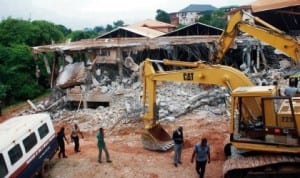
<box><xmin>0</xmin><ymin>0</ymin><xmax>255</xmax><ymax>30</ymax></box>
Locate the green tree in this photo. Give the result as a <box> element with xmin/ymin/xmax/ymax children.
<box><xmin>68</xmin><ymin>30</ymin><xmax>98</xmax><ymax>41</ymax></box>
<box><xmin>0</xmin><ymin>18</ymin><xmax>71</xmax><ymax>105</ymax></box>
<box><xmin>0</xmin><ymin>44</ymin><xmax>45</xmax><ymax>103</ymax></box>
<box><xmin>176</xmin><ymin>24</ymin><xmax>186</xmax><ymax>29</ymax></box>
<box><xmin>155</xmin><ymin>9</ymin><xmax>171</xmax><ymax>23</ymax></box>
<box><xmin>198</xmin><ymin>9</ymin><xmax>226</xmax><ymax>29</ymax></box>
<box><xmin>113</xmin><ymin>20</ymin><xmax>124</xmax><ymax>28</ymax></box>
<box><xmin>105</xmin><ymin>24</ymin><xmax>114</xmax><ymax>32</ymax></box>
<box><xmin>0</xmin><ymin>45</ymin><xmax>11</xmax><ymax>101</ymax></box>
<box><xmin>56</xmin><ymin>24</ymin><xmax>72</xmax><ymax>36</ymax></box>
<box><xmin>0</xmin><ymin>18</ymin><xmax>32</xmax><ymax>46</ymax></box>
<box><xmin>94</xmin><ymin>26</ymin><xmax>105</xmax><ymax>33</ymax></box>
<box><xmin>30</xmin><ymin>20</ymin><xmax>65</xmax><ymax>46</ymax></box>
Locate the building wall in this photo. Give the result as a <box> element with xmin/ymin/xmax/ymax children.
<box><xmin>178</xmin><ymin>12</ymin><xmax>200</xmax><ymax>25</ymax></box>
<box><xmin>170</xmin><ymin>13</ymin><xmax>179</xmax><ymax>26</ymax></box>
<box><xmin>95</xmin><ymin>49</ymin><xmax>118</xmax><ymax>64</ymax></box>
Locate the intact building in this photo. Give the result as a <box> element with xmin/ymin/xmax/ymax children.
<box><xmin>175</xmin><ymin>4</ymin><xmax>217</xmax><ymax>25</ymax></box>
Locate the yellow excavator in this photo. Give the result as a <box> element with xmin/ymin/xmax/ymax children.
<box><xmin>141</xmin><ymin>58</ymin><xmax>300</xmax><ymax>177</ymax></box>
<box><xmin>214</xmin><ymin>10</ymin><xmax>300</xmax><ymax>64</ymax></box>
<box><xmin>141</xmin><ymin>58</ymin><xmax>254</xmax><ymax>151</ymax></box>
<box><xmin>140</xmin><ymin>9</ymin><xmax>300</xmax><ymax>177</ymax></box>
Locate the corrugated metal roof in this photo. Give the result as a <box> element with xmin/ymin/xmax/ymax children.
<box><xmin>162</xmin><ymin>22</ymin><xmax>223</xmax><ymax>36</ymax></box>
<box><xmin>122</xmin><ymin>26</ymin><xmax>165</xmax><ymax>38</ymax></box>
<box><xmin>97</xmin><ymin>26</ymin><xmax>165</xmax><ymax>39</ymax></box>
<box><xmin>251</xmin><ymin>0</ymin><xmax>300</xmax><ymax>12</ymax></box>
<box><xmin>179</xmin><ymin>4</ymin><xmax>217</xmax><ymax>13</ymax></box>
<box><xmin>129</xmin><ymin>19</ymin><xmax>175</xmax><ymax>28</ymax></box>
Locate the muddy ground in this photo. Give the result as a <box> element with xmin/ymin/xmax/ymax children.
<box><xmin>50</xmin><ymin>113</ymin><xmax>228</xmax><ymax>178</ymax></box>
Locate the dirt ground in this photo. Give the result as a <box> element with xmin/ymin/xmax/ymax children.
<box><xmin>50</xmin><ymin>113</ymin><xmax>229</xmax><ymax>178</ymax></box>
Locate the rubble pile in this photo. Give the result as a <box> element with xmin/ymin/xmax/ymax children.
<box><xmin>18</xmin><ymin>57</ymin><xmax>298</xmax><ymax>132</ymax></box>
<box><xmin>60</xmin><ymin>77</ymin><xmax>291</xmax><ymax>132</ymax></box>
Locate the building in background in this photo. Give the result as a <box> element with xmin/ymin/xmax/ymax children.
<box><xmin>173</xmin><ymin>4</ymin><xmax>217</xmax><ymax>26</ymax></box>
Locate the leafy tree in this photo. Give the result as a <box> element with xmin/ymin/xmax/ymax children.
<box><xmin>198</xmin><ymin>9</ymin><xmax>227</xmax><ymax>29</ymax></box>
<box><xmin>56</xmin><ymin>24</ymin><xmax>72</xmax><ymax>36</ymax></box>
<box><xmin>155</xmin><ymin>9</ymin><xmax>171</xmax><ymax>23</ymax></box>
<box><xmin>67</xmin><ymin>30</ymin><xmax>98</xmax><ymax>41</ymax></box>
<box><xmin>105</xmin><ymin>24</ymin><xmax>114</xmax><ymax>32</ymax></box>
<box><xmin>113</xmin><ymin>20</ymin><xmax>124</xmax><ymax>28</ymax></box>
<box><xmin>198</xmin><ymin>13</ymin><xmax>212</xmax><ymax>24</ymax></box>
<box><xmin>0</xmin><ymin>45</ymin><xmax>11</xmax><ymax>100</ymax></box>
<box><xmin>0</xmin><ymin>44</ymin><xmax>45</xmax><ymax>103</ymax></box>
<box><xmin>176</xmin><ymin>24</ymin><xmax>186</xmax><ymax>29</ymax></box>
<box><xmin>94</xmin><ymin>26</ymin><xmax>105</xmax><ymax>33</ymax></box>
<box><xmin>30</xmin><ymin>20</ymin><xmax>65</xmax><ymax>46</ymax></box>
<box><xmin>0</xmin><ymin>18</ymin><xmax>32</xmax><ymax>46</ymax></box>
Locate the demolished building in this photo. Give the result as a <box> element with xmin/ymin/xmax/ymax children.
<box><xmin>31</xmin><ymin>1</ymin><xmax>299</xmax><ymax>113</ymax></box>
<box><xmin>31</xmin><ymin>19</ymin><xmax>222</xmax><ymax>110</ymax></box>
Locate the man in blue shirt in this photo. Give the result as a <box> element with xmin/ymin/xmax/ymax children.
<box><xmin>191</xmin><ymin>138</ymin><xmax>210</xmax><ymax>178</ymax></box>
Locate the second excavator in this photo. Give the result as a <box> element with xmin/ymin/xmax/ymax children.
<box><xmin>213</xmin><ymin>10</ymin><xmax>300</xmax><ymax>64</ymax></box>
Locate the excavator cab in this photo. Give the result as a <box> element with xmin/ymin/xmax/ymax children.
<box><xmin>224</xmin><ymin>86</ymin><xmax>300</xmax><ymax>177</ymax></box>
<box><xmin>230</xmin><ymin>85</ymin><xmax>300</xmax><ymax>151</ymax></box>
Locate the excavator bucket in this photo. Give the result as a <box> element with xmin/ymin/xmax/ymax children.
<box><xmin>141</xmin><ymin>124</ymin><xmax>174</xmax><ymax>151</ymax></box>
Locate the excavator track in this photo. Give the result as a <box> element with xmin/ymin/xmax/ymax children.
<box><xmin>223</xmin><ymin>154</ymin><xmax>300</xmax><ymax>178</ymax></box>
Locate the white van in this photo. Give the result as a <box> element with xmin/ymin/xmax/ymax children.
<box><xmin>0</xmin><ymin>113</ymin><xmax>58</xmax><ymax>178</ymax></box>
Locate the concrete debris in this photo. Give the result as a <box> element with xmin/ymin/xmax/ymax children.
<box><xmin>16</xmin><ymin>54</ymin><xmax>298</xmax><ymax>132</ymax></box>
<box><xmin>56</xmin><ymin>62</ymin><xmax>86</xmax><ymax>88</ymax></box>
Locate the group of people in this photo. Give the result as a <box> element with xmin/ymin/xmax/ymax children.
<box><xmin>56</xmin><ymin>124</ymin><xmax>112</xmax><ymax>163</ymax></box>
<box><xmin>56</xmin><ymin>124</ymin><xmax>209</xmax><ymax>177</ymax></box>
<box><xmin>172</xmin><ymin>126</ymin><xmax>210</xmax><ymax>178</ymax></box>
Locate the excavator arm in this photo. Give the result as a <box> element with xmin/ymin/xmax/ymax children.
<box><xmin>214</xmin><ymin>10</ymin><xmax>300</xmax><ymax>64</ymax></box>
<box><xmin>141</xmin><ymin>58</ymin><xmax>254</xmax><ymax>151</ymax></box>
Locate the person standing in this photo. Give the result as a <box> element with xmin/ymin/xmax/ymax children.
<box><xmin>97</xmin><ymin>127</ymin><xmax>112</xmax><ymax>163</ymax></box>
<box><xmin>57</xmin><ymin>126</ymin><xmax>69</xmax><ymax>158</ymax></box>
<box><xmin>172</xmin><ymin>126</ymin><xmax>184</xmax><ymax>167</ymax></box>
<box><xmin>273</xmin><ymin>81</ymin><xmax>281</xmax><ymax>96</ymax></box>
<box><xmin>285</xmin><ymin>78</ymin><xmax>298</xmax><ymax>97</ymax></box>
<box><xmin>191</xmin><ymin>138</ymin><xmax>211</xmax><ymax>178</ymax></box>
<box><xmin>71</xmin><ymin>123</ymin><xmax>84</xmax><ymax>153</ymax></box>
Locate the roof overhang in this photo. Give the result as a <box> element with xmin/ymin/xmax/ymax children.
<box><xmin>251</xmin><ymin>0</ymin><xmax>300</xmax><ymax>12</ymax></box>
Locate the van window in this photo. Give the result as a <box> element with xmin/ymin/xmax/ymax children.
<box><xmin>23</xmin><ymin>132</ymin><xmax>37</xmax><ymax>153</ymax></box>
<box><xmin>0</xmin><ymin>154</ymin><xmax>8</xmax><ymax>177</ymax></box>
<box><xmin>8</xmin><ymin>144</ymin><xmax>23</xmax><ymax>165</ymax></box>
<box><xmin>38</xmin><ymin>123</ymin><xmax>49</xmax><ymax>139</ymax></box>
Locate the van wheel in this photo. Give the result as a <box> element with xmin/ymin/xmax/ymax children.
<box><xmin>40</xmin><ymin>158</ymin><xmax>50</xmax><ymax>178</ymax></box>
